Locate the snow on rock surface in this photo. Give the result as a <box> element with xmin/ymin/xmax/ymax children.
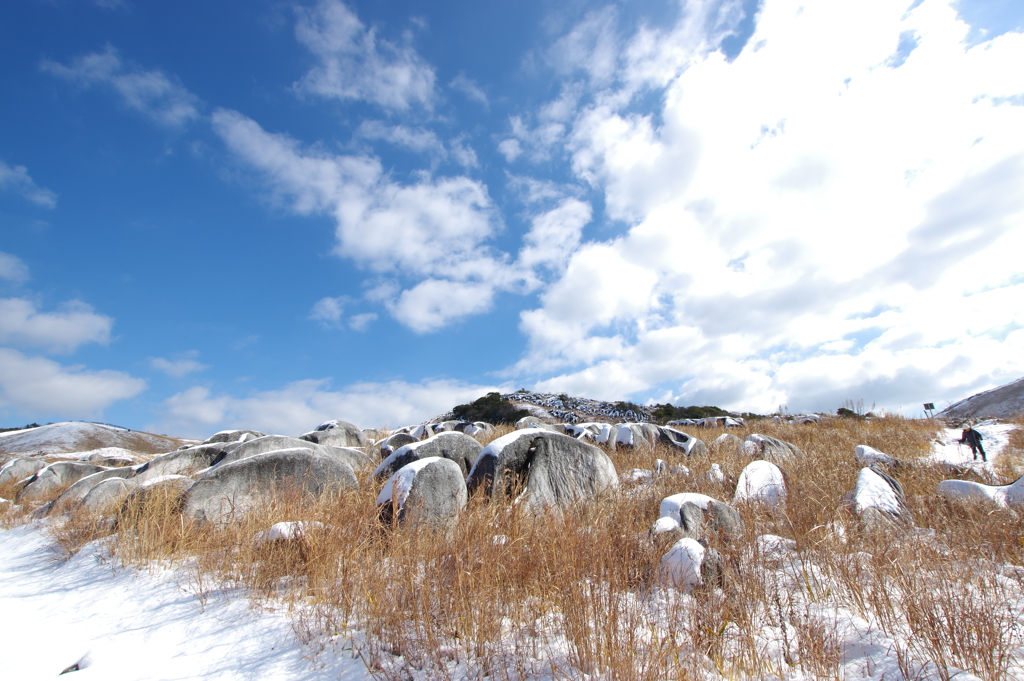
<box><xmin>0</xmin><ymin>422</ymin><xmax>190</xmax><ymax>457</ymax></box>
<box><xmin>734</xmin><ymin>460</ymin><xmax>787</xmax><ymax>506</ymax></box>
<box><xmin>853</xmin><ymin>467</ymin><xmax>902</xmax><ymax>516</ymax></box>
<box><xmin>937</xmin><ymin>475</ymin><xmax>1024</xmax><ymax>508</ymax></box>
<box><xmin>658</xmin><ymin>537</ymin><xmax>705</xmax><ymax>592</ymax></box>
<box><xmin>254</xmin><ymin>521</ymin><xmax>327</xmax><ymax>544</ymax></box>
<box><xmin>854</xmin><ymin>445</ymin><xmax>899</xmax><ymax>467</ymax></box>
<box><xmin>0</xmin><ymin>524</ymin><xmax>372</xmax><ymax>680</ymax></box>
<box><xmin>659</xmin><ymin>492</ymin><xmax>718</xmax><ymax>520</ymax></box>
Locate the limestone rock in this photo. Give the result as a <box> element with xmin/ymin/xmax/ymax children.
<box><xmin>466</xmin><ymin>430</ymin><xmax>618</xmax><ymax>510</ymax></box>
<box><xmin>377</xmin><ymin>457</ymin><xmax>468</xmax><ymax>528</ymax></box>
<box><xmin>373</xmin><ymin>431</ymin><xmax>483</xmax><ymax>479</ymax></box>
<box><xmin>182</xmin><ymin>449</ymin><xmax>357</xmax><ymax>524</ymax></box>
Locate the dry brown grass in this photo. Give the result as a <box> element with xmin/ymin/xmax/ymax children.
<box><xmin>16</xmin><ymin>417</ymin><xmax>1024</xmax><ymax>680</ymax></box>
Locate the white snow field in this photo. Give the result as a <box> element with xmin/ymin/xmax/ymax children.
<box><xmin>929</xmin><ymin>420</ymin><xmax>1016</xmax><ymax>472</ymax></box>
<box><xmin>0</xmin><ymin>524</ymin><xmax>372</xmax><ymax>681</ymax></box>
<box><xmin>0</xmin><ymin>422</ymin><xmax>192</xmax><ymax>457</ymax></box>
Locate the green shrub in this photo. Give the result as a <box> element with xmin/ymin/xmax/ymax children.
<box><xmin>452</xmin><ymin>393</ymin><xmax>530</xmax><ymax>425</ymax></box>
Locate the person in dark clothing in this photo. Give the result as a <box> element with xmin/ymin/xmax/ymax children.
<box><xmin>960</xmin><ymin>425</ymin><xmax>986</xmax><ymax>462</ymax></box>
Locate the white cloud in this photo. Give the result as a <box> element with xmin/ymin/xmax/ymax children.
<box><xmin>507</xmin><ymin>0</ymin><xmax>1024</xmax><ymax>415</ymax></box>
<box><xmin>498</xmin><ymin>138</ymin><xmax>523</xmax><ymax>162</ymax></box>
<box><xmin>357</xmin><ymin>120</ymin><xmax>445</xmax><ymax>156</ymax></box>
<box><xmin>150</xmin><ymin>351</ymin><xmax>209</xmax><ymax>378</ymax></box>
<box><xmin>388</xmin><ymin>279</ymin><xmax>495</xmax><ymax>333</ymax></box>
<box><xmin>149</xmin><ymin>378</ymin><xmax>506</xmax><ymax>439</ymax></box>
<box><xmin>0</xmin><ymin>348</ymin><xmax>145</xmax><ymax>418</ymax></box>
<box><xmin>212</xmin><ymin>108</ymin><xmax>521</xmax><ymax>332</ymax></box>
<box><xmin>349</xmin><ymin>312</ymin><xmax>377</xmax><ymax>331</ymax></box>
<box><xmin>517</xmin><ymin>197</ymin><xmax>591</xmax><ymax>276</ymax></box>
<box><xmin>309</xmin><ymin>296</ymin><xmax>346</xmax><ymax>327</ymax></box>
<box><xmin>0</xmin><ymin>298</ymin><xmax>113</xmax><ymax>353</ymax></box>
<box><xmin>294</xmin><ymin>0</ymin><xmax>435</xmax><ymax>111</ymax></box>
<box><xmin>0</xmin><ymin>160</ymin><xmax>57</xmax><ymax>208</ymax></box>
<box><xmin>0</xmin><ymin>252</ymin><xmax>30</xmax><ymax>284</ymax></box>
<box><xmin>42</xmin><ymin>46</ymin><xmax>200</xmax><ymax>127</ymax></box>
<box><xmin>449</xmin><ymin>73</ymin><xmax>488</xmax><ymax>108</ymax></box>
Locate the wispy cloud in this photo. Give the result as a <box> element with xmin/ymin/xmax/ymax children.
<box><xmin>294</xmin><ymin>0</ymin><xmax>435</xmax><ymax>111</ymax></box>
<box><xmin>0</xmin><ymin>252</ymin><xmax>30</xmax><ymax>284</ymax></box>
<box><xmin>449</xmin><ymin>73</ymin><xmax>488</xmax><ymax>108</ymax></box>
<box><xmin>309</xmin><ymin>296</ymin><xmax>346</xmax><ymax>327</ymax></box>
<box><xmin>0</xmin><ymin>159</ymin><xmax>57</xmax><ymax>208</ymax></box>
<box><xmin>42</xmin><ymin>46</ymin><xmax>200</xmax><ymax>127</ymax></box>
<box><xmin>150</xmin><ymin>351</ymin><xmax>209</xmax><ymax>378</ymax></box>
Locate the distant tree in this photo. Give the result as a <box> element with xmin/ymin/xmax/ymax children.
<box><xmin>452</xmin><ymin>392</ymin><xmax>530</xmax><ymax>425</ymax></box>
<box><xmin>650</xmin><ymin>404</ymin><xmax>732</xmax><ymax>424</ymax></box>
<box><xmin>0</xmin><ymin>422</ymin><xmax>42</xmax><ymax>433</ymax></box>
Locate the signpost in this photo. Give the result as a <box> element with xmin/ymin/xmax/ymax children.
<box><xmin>923</xmin><ymin>402</ymin><xmax>935</xmax><ymax>419</ymax></box>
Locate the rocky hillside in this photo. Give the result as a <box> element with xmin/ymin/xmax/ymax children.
<box><xmin>939</xmin><ymin>375</ymin><xmax>1024</xmax><ymax>422</ymax></box>
<box><xmin>0</xmin><ymin>422</ymin><xmax>193</xmax><ymax>458</ymax></box>
<box><xmin>433</xmin><ymin>391</ymin><xmax>654</xmax><ymax>424</ymax></box>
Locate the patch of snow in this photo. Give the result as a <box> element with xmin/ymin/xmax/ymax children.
<box><xmin>659</xmin><ymin>493</ymin><xmax>718</xmax><ymax>521</ymax></box>
<box><xmin>0</xmin><ymin>524</ymin><xmax>371</xmax><ymax>680</ymax></box>
<box><xmin>930</xmin><ymin>421</ymin><xmax>1016</xmax><ymax>472</ymax></box>
<box><xmin>376</xmin><ymin>456</ymin><xmax>441</xmax><ymax>506</ymax></box>
<box><xmin>658</xmin><ymin>537</ymin><xmax>704</xmax><ymax>592</ymax></box>
<box><xmin>651</xmin><ymin>516</ymin><xmax>681</xmax><ymax>535</ymax></box>
<box><xmin>853</xmin><ymin>467</ymin><xmax>901</xmax><ymax>516</ymax></box>
<box><xmin>254</xmin><ymin>521</ymin><xmax>326</xmax><ymax>545</ymax></box>
<box><xmin>733</xmin><ymin>460</ymin><xmax>786</xmax><ymax>506</ymax></box>
<box><xmin>854</xmin><ymin>445</ymin><xmax>898</xmax><ymax>467</ymax></box>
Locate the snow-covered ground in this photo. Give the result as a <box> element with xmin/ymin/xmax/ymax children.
<box><xmin>0</xmin><ymin>524</ymin><xmax>372</xmax><ymax>681</ymax></box>
<box><xmin>0</xmin><ymin>422</ymin><xmax>191</xmax><ymax>458</ymax></box>
<box><xmin>929</xmin><ymin>420</ymin><xmax>1017</xmax><ymax>475</ymax></box>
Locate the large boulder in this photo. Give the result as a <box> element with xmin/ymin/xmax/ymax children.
<box><xmin>852</xmin><ymin>465</ymin><xmax>910</xmax><ymax>521</ymax></box>
<box><xmin>300</xmin><ymin>420</ymin><xmax>370</xmax><ymax>448</ymax></box>
<box><xmin>515</xmin><ymin>416</ymin><xmax>559</xmax><ymax>432</ymax></box>
<box><xmin>658</xmin><ymin>538</ymin><xmax>722</xmax><ymax>592</ymax></box>
<box><xmin>615</xmin><ymin>423</ymin><xmax>663</xmax><ymax>449</ymax></box>
<box><xmin>17</xmin><ymin>462</ymin><xmax>111</xmax><ymax>503</ymax></box>
<box><xmin>376</xmin><ymin>457</ymin><xmax>468</xmax><ymax>528</ymax></box>
<box><xmin>566</xmin><ymin>423</ymin><xmax>617</xmax><ymax>445</ymax></box>
<box><xmin>466</xmin><ymin>430</ymin><xmax>618</xmax><ymax>510</ymax></box>
<box><xmin>182</xmin><ymin>449</ymin><xmax>358</xmax><ymax>524</ymax></box>
<box><xmin>119</xmin><ymin>475</ymin><xmax>193</xmax><ymax>522</ymax></box>
<box><xmin>0</xmin><ymin>458</ymin><xmax>46</xmax><ymax>487</ymax></box>
<box><xmin>937</xmin><ymin>474</ymin><xmax>1024</xmax><ymax>508</ymax></box>
<box><xmin>51</xmin><ymin>466</ymin><xmax>138</xmax><ymax>513</ymax></box>
<box><xmin>463</xmin><ymin>422</ymin><xmax>495</xmax><ymax>440</ymax></box>
<box><xmin>742</xmin><ymin>434</ymin><xmax>802</xmax><ymax>463</ymax></box>
<box><xmin>657</xmin><ymin>493</ymin><xmax>744</xmax><ymax>544</ymax></box>
<box><xmin>77</xmin><ymin>447</ymin><xmax>143</xmax><ymax>467</ymax></box>
<box><xmin>203</xmin><ymin>429</ymin><xmax>266</xmax><ymax>444</ymax></box>
<box><xmin>854</xmin><ymin>445</ymin><xmax>900</xmax><ymax>468</ymax></box>
<box><xmin>379</xmin><ymin>432</ymin><xmax>418</xmax><ymax>459</ymax></box>
<box><xmin>733</xmin><ymin>460</ymin><xmax>787</xmax><ymax>507</ymax></box>
<box><xmin>82</xmin><ymin>477</ymin><xmax>139</xmax><ymax>514</ymax></box>
<box><xmin>372</xmin><ymin>431</ymin><xmax>483</xmax><ymax>479</ymax></box>
<box><xmin>710</xmin><ymin>433</ymin><xmax>743</xmax><ymax>454</ymax></box>
<box><xmin>657</xmin><ymin>427</ymin><xmax>707</xmax><ymax>456</ymax></box>
<box><xmin>135</xmin><ymin>443</ymin><xmax>240</xmax><ymax>481</ymax></box>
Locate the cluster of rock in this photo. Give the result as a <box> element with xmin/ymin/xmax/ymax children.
<box><xmin>431</xmin><ymin>391</ymin><xmax>656</xmax><ymax>425</ymax></box>
<box><xmin>4</xmin><ymin>412</ymin><xmax>1017</xmax><ymax>599</ymax></box>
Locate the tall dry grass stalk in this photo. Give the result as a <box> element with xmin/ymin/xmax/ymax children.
<box><xmin>19</xmin><ymin>416</ymin><xmax>1024</xmax><ymax>680</ymax></box>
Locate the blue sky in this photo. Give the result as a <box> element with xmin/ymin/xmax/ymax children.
<box><xmin>1</xmin><ymin>0</ymin><xmax>1023</xmax><ymax>437</ymax></box>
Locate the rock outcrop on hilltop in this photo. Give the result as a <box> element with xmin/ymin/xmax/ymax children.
<box><xmin>939</xmin><ymin>375</ymin><xmax>1024</xmax><ymax>422</ymax></box>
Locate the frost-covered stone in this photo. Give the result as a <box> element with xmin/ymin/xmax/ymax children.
<box><xmin>937</xmin><ymin>474</ymin><xmax>1024</xmax><ymax>508</ymax></box>
<box><xmin>710</xmin><ymin>433</ymin><xmax>743</xmax><ymax>454</ymax></box>
<box><xmin>0</xmin><ymin>458</ymin><xmax>46</xmax><ymax>487</ymax></box>
<box><xmin>658</xmin><ymin>493</ymin><xmax>743</xmax><ymax>544</ymax></box>
<box><xmin>733</xmin><ymin>460</ymin><xmax>787</xmax><ymax>506</ymax></box>
<box><xmin>377</xmin><ymin>456</ymin><xmax>468</xmax><ymax>528</ymax></box>
<box><xmin>658</xmin><ymin>538</ymin><xmax>705</xmax><ymax>592</ymax></box>
<box><xmin>254</xmin><ymin>521</ymin><xmax>326</xmax><ymax>545</ymax></box>
<box><xmin>82</xmin><ymin>477</ymin><xmax>138</xmax><ymax>513</ymax></box>
<box><xmin>51</xmin><ymin>466</ymin><xmax>138</xmax><ymax>513</ymax></box>
<box><xmin>615</xmin><ymin>423</ymin><xmax>663</xmax><ymax>449</ymax></box>
<box><xmin>379</xmin><ymin>432</ymin><xmax>418</xmax><ymax>459</ymax></box>
<box><xmin>742</xmin><ymin>434</ymin><xmax>802</xmax><ymax>463</ymax></box>
<box><xmin>658</xmin><ymin>427</ymin><xmax>707</xmax><ymax>456</ymax></box>
<box><xmin>373</xmin><ymin>431</ymin><xmax>483</xmax><ymax>479</ymax></box>
<box><xmin>135</xmin><ymin>443</ymin><xmax>238</xmax><ymax>481</ymax></box>
<box><xmin>300</xmin><ymin>420</ymin><xmax>369</xmax><ymax>448</ymax></box>
<box><xmin>852</xmin><ymin>465</ymin><xmax>908</xmax><ymax>521</ymax></box>
<box><xmin>854</xmin><ymin>445</ymin><xmax>899</xmax><ymax>468</ymax></box>
<box><xmin>466</xmin><ymin>430</ymin><xmax>618</xmax><ymax>510</ymax></box>
<box><xmin>17</xmin><ymin>462</ymin><xmax>111</xmax><ymax>502</ymax></box>
<box><xmin>514</xmin><ymin>416</ymin><xmax>558</xmax><ymax>431</ymax></box>
<box><xmin>203</xmin><ymin>430</ymin><xmax>266</xmax><ymax>444</ymax></box>
<box><xmin>182</xmin><ymin>449</ymin><xmax>357</xmax><ymax>524</ymax></box>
